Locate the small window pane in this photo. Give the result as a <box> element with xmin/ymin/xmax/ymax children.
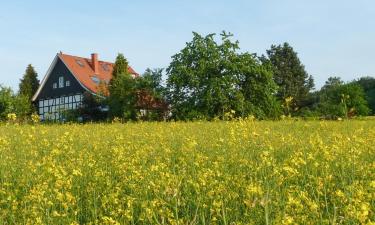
<box><xmin>66</xmin><ymin>81</ymin><xmax>70</xmax><ymax>87</ymax></box>
<box><xmin>39</xmin><ymin>100</ymin><xmax>43</xmax><ymax>107</ymax></box>
<box><xmin>59</xmin><ymin>77</ymin><xmax>64</xmax><ymax>88</ymax></box>
<box><xmin>75</xmin><ymin>95</ymin><xmax>81</xmax><ymax>102</ymax></box>
<box><xmin>53</xmin><ymin>83</ymin><xmax>57</xmax><ymax>89</ymax></box>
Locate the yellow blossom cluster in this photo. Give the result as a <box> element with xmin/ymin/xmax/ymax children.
<box><xmin>0</xmin><ymin>120</ymin><xmax>374</xmax><ymax>224</ymax></box>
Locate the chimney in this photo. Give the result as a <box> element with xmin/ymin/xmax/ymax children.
<box><xmin>91</xmin><ymin>53</ymin><xmax>99</xmax><ymax>74</ymax></box>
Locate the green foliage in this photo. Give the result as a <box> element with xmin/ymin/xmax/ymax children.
<box><xmin>19</xmin><ymin>64</ymin><xmax>39</xmax><ymax>100</ymax></box>
<box><xmin>111</xmin><ymin>53</ymin><xmax>129</xmax><ymax>80</ymax></box>
<box><xmin>0</xmin><ymin>86</ymin><xmax>14</xmax><ymax>120</ymax></box>
<box><xmin>238</xmin><ymin>53</ymin><xmax>281</xmax><ymax>119</ymax></box>
<box><xmin>352</xmin><ymin>76</ymin><xmax>375</xmax><ymax>115</ymax></box>
<box><xmin>12</xmin><ymin>94</ymin><xmax>33</xmax><ymax>119</ymax></box>
<box><xmin>140</xmin><ymin>68</ymin><xmax>166</xmax><ymax>100</ymax></box>
<box><xmin>77</xmin><ymin>92</ymin><xmax>107</xmax><ymax>122</ymax></box>
<box><xmin>0</xmin><ymin>85</ymin><xmax>33</xmax><ymax>121</ymax></box>
<box><xmin>166</xmin><ymin>31</ymin><xmax>280</xmax><ymax>120</ymax></box>
<box><xmin>108</xmin><ymin>54</ymin><xmax>138</xmax><ymax>120</ymax></box>
<box><xmin>263</xmin><ymin>43</ymin><xmax>314</xmax><ymax>113</ymax></box>
<box><xmin>136</xmin><ymin>68</ymin><xmax>168</xmax><ymax>121</ymax></box>
<box><xmin>316</xmin><ymin>78</ymin><xmax>370</xmax><ymax>118</ymax></box>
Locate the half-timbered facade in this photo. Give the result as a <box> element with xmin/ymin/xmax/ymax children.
<box><xmin>32</xmin><ymin>52</ymin><xmax>138</xmax><ymax>121</ymax></box>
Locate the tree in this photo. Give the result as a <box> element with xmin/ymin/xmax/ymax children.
<box><xmin>108</xmin><ymin>53</ymin><xmax>137</xmax><ymax>120</ymax></box>
<box><xmin>141</xmin><ymin>68</ymin><xmax>166</xmax><ymax>99</ymax></box>
<box><xmin>111</xmin><ymin>54</ymin><xmax>129</xmax><ymax>81</ymax></box>
<box><xmin>78</xmin><ymin>91</ymin><xmax>107</xmax><ymax>121</ymax></box>
<box><xmin>353</xmin><ymin>76</ymin><xmax>375</xmax><ymax>115</ymax></box>
<box><xmin>263</xmin><ymin>43</ymin><xmax>314</xmax><ymax>113</ymax></box>
<box><xmin>323</xmin><ymin>76</ymin><xmax>344</xmax><ymax>89</ymax></box>
<box><xmin>19</xmin><ymin>64</ymin><xmax>39</xmax><ymax>100</ymax></box>
<box><xmin>317</xmin><ymin>78</ymin><xmax>370</xmax><ymax>118</ymax></box>
<box><xmin>166</xmin><ymin>31</ymin><xmax>280</xmax><ymax>120</ymax></box>
<box><xmin>135</xmin><ymin>68</ymin><xmax>168</xmax><ymax>120</ymax></box>
<box><xmin>0</xmin><ymin>85</ymin><xmax>14</xmax><ymax>120</ymax></box>
<box><xmin>238</xmin><ymin>53</ymin><xmax>281</xmax><ymax>119</ymax></box>
<box><xmin>0</xmin><ymin>85</ymin><xmax>33</xmax><ymax>121</ymax></box>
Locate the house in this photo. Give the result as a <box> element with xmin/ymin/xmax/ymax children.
<box><xmin>32</xmin><ymin>52</ymin><xmax>138</xmax><ymax>121</ymax></box>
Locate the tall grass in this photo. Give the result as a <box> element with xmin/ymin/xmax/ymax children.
<box><xmin>0</xmin><ymin>120</ymin><xmax>374</xmax><ymax>224</ymax></box>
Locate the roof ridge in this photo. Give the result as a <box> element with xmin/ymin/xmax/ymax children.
<box><xmin>60</xmin><ymin>53</ymin><xmax>114</xmax><ymax>65</ymax></box>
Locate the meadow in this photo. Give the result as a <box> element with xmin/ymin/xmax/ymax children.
<box><xmin>0</xmin><ymin>120</ymin><xmax>374</xmax><ymax>224</ymax></box>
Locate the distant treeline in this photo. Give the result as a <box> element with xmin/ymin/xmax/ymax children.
<box><xmin>1</xmin><ymin>31</ymin><xmax>374</xmax><ymax>122</ymax></box>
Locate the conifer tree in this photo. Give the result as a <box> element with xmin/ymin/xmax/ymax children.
<box><xmin>19</xmin><ymin>64</ymin><xmax>39</xmax><ymax>100</ymax></box>
<box><xmin>264</xmin><ymin>43</ymin><xmax>314</xmax><ymax>113</ymax></box>
<box><xmin>108</xmin><ymin>53</ymin><xmax>137</xmax><ymax>120</ymax></box>
<box><xmin>111</xmin><ymin>53</ymin><xmax>129</xmax><ymax>80</ymax></box>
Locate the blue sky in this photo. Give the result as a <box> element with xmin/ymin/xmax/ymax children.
<box><xmin>0</xmin><ymin>0</ymin><xmax>374</xmax><ymax>90</ymax></box>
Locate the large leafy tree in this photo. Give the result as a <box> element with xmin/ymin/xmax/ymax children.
<box><xmin>166</xmin><ymin>31</ymin><xmax>280</xmax><ymax>120</ymax></box>
<box><xmin>19</xmin><ymin>64</ymin><xmax>39</xmax><ymax>100</ymax></box>
<box><xmin>264</xmin><ymin>43</ymin><xmax>314</xmax><ymax>112</ymax></box>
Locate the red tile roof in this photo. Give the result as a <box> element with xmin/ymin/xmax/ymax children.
<box><xmin>59</xmin><ymin>53</ymin><xmax>138</xmax><ymax>95</ymax></box>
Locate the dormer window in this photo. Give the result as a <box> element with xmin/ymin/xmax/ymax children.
<box><xmin>102</xmin><ymin>63</ymin><xmax>110</xmax><ymax>72</ymax></box>
<box><xmin>91</xmin><ymin>76</ymin><xmax>100</xmax><ymax>85</ymax></box>
<box><xmin>76</xmin><ymin>59</ymin><xmax>84</xmax><ymax>67</ymax></box>
<box><xmin>59</xmin><ymin>76</ymin><xmax>64</xmax><ymax>88</ymax></box>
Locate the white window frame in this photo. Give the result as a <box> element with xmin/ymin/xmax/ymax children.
<box><xmin>66</xmin><ymin>80</ymin><xmax>70</xmax><ymax>87</ymax></box>
<box><xmin>59</xmin><ymin>76</ymin><xmax>64</xmax><ymax>88</ymax></box>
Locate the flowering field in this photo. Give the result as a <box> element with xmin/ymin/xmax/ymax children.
<box><xmin>0</xmin><ymin>121</ymin><xmax>374</xmax><ymax>224</ymax></box>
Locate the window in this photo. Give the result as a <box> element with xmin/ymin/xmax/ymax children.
<box><xmin>75</xmin><ymin>94</ymin><xmax>81</xmax><ymax>102</ymax></box>
<box><xmin>102</xmin><ymin>63</ymin><xmax>110</xmax><ymax>71</ymax></box>
<box><xmin>91</xmin><ymin>76</ymin><xmax>100</xmax><ymax>84</ymax></box>
<box><xmin>76</xmin><ymin>60</ymin><xmax>84</xmax><ymax>67</ymax></box>
<box><xmin>53</xmin><ymin>83</ymin><xmax>57</xmax><ymax>89</ymax></box>
<box><xmin>59</xmin><ymin>76</ymin><xmax>64</xmax><ymax>88</ymax></box>
<box><xmin>66</xmin><ymin>80</ymin><xmax>70</xmax><ymax>87</ymax></box>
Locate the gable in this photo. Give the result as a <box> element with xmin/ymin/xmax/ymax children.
<box><xmin>34</xmin><ymin>56</ymin><xmax>86</xmax><ymax>101</ymax></box>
